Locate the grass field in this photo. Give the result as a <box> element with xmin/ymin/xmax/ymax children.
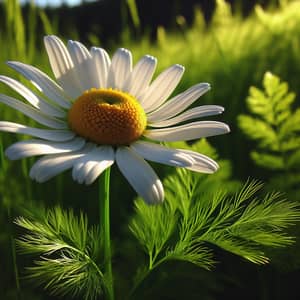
<box><xmin>1</xmin><ymin>1</ymin><xmax>300</xmax><ymax>299</ymax></box>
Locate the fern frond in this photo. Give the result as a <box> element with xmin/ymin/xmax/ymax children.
<box><xmin>180</xmin><ymin>180</ymin><xmax>299</xmax><ymax>265</ymax></box>
<box><xmin>167</xmin><ymin>241</ymin><xmax>214</xmax><ymax>269</ymax></box>
<box><xmin>251</xmin><ymin>151</ymin><xmax>284</xmax><ymax>170</ymax></box>
<box><xmin>129</xmin><ymin>139</ymin><xmax>300</xmax><ymax>294</ymax></box>
<box><xmin>238</xmin><ymin>72</ymin><xmax>300</xmax><ymax>200</ymax></box>
<box><xmin>238</xmin><ymin>115</ymin><xmax>279</xmax><ymax>150</ymax></box>
<box><xmin>280</xmin><ymin>137</ymin><xmax>300</xmax><ymax>152</ymax></box>
<box><xmin>129</xmin><ymin>199</ymin><xmax>178</xmax><ymax>269</ymax></box>
<box><xmin>279</xmin><ymin>108</ymin><xmax>300</xmax><ymax>136</ymax></box>
<box><xmin>130</xmin><ymin>140</ymin><xmax>239</xmax><ymax>272</ymax></box>
<box><xmin>205</xmin><ymin>232</ymin><xmax>269</xmax><ymax>264</ymax></box>
<box><xmin>131</xmin><ymin>173</ymin><xmax>300</xmax><ymax>273</ymax></box>
<box><xmin>15</xmin><ymin>206</ymin><xmax>105</xmax><ymax>300</ymax></box>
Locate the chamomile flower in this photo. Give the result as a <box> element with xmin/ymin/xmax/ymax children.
<box><xmin>0</xmin><ymin>35</ymin><xmax>229</xmax><ymax>204</ymax></box>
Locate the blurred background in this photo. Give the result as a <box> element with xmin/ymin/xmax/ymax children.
<box><xmin>1</xmin><ymin>0</ymin><xmax>300</xmax><ymax>299</ymax></box>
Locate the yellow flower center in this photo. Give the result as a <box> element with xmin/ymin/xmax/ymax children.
<box><xmin>68</xmin><ymin>88</ymin><xmax>147</xmax><ymax>145</ymax></box>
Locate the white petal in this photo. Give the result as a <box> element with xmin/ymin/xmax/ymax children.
<box><xmin>140</xmin><ymin>64</ymin><xmax>185</xmax><ymax>112</ymax></box>
<box><xmin>5</xmin><ymin>137</ymin><xmax>85</xmax><ymax>160</ymax></box>
<box><xmin>67</xmin><ymin>40</ymin><xmax>99</xmax><ymax>91</ymax></box>
<box><xmin>72</xmin><ymin>145</ymin><xmax>96</xmax><ymax>183</ymax></box>
<box><xmin>44</xmin><ymin>35</ymin><xmax>72</xmax><ymax>77</ymax></box>
<box><xmin>72</xmin><ymin>146</ymin><xmax>115</xmax><ymax>184</ymax></box>
<box><xmin>7</xmin><ymin>61</ymin><xmax>71</xmax><ymax>109</ymax></box>
<box><xmin>131</xmin><ymin>141</ymin><xmax>195</xmax><ymax>168</ymax></box>
<box><xmin>44</xmin><ymin>35</ymin><xmax>82</xmax><ymax>98</ymax></box>
<box><xmin>178</xmin><ymin>149</ymin><xmax>219</xmax><ymax>173</ymax></box>
<box><xmin>147</xmin><ymin>83</ymin><xmax>211</xmax><ymax>122</ymax></box>
<box><xmin>0</xmin><ymin>94</ymin><xmax>67</xmax><ymax>129</ymax></box>
<box><xmin>144</xmin><ymin>121</ymin><xmax>230</xmax><ymax>142</ymax></box>
<box><xmin>149</xmin><ymin>105</ymin><xmax>224</xmax><ymax>128</ymax></box>
<box><xmin>85</xmin><ymin>147</ymin><xmax>115</xmax><ymax>185</ymax></box>
<box><xmin>0</xmin><ymin>75</ymin><xmax>65</xmax><ymax>118</ymax></box>
<box><xmin>116</xmin><ymin>147</ymin><xmax>164</xmax><ymax>204</ymax></box>
<box><xmin>124</xmin><ymin>55</ymin><xmax>157</xmax><ymax>96</ymax></box>
<box><xmin>0</xmin><ymin>121</ymin><xmax>75</xmax><ymax>141</ymax></box>
<box><xmin>106</xmin><ymin>48</ymin><xmax>132</xmax><ymax>89</ymax></box>
<box><xmin>90</xmin><ymin>47</ymin><xmax>111</xmax><ymax>88</ymax></box>
<box><xmin>29</xmin><ymin>145</ymin><xmax>92</xmax><ymax>182</ymax></box>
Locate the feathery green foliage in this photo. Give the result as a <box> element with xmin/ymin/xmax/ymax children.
<box><xmin>14</xmin><ymin>140</ymin><xmax>300</xmax><ymax>299</ymax></box>
<box><xmin>129</xmin><ymin>139</ymin><xmax>300</xmax><ymax>295</ymax></box>
<box><xmin>130</xmin><ymin>140</ymin><xmax>238</xmax><ymax>272</ymax></box>
<box><xmin>15</xmin><ymin>207</ymin><xmax>105</xmax><ymax>300</ymax></box>
<box><xmin>131</xmin><ymin>175</ymin><xmax>299</xmax><ymax>268</ymax></box>
<box><xmin>238</xmin><ymin>72</ymin><xmax>300</xmax><ymax>200</ymax></box>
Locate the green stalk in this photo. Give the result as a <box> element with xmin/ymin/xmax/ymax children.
<box><xmin>7</xmin><ymin>206</ymin><xmax>21</xmax><ymax>300</ymax></box>
<box><xmin>99</xmin><ymin>167</ymin><xmax>114</xmax><ymax>300</ymax></box>
<box><xmin>10</xmin><ymin>231</ymin><xmax>21</xmax><ymax>299</ymax></box>
<box><xmin>2</xmin><ymin>138</ymin><xmax>20</xmax><ymax>299</ymax></box>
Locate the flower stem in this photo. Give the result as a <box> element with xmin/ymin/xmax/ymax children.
<box><xmin>99</xmin><ymin>167</ymin><xmax>114</xmax><ymax>300</ymax></box>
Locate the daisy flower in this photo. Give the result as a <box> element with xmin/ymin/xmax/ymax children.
<box><xmin>0</xmin><ymin>35</ymin><xmax>229</xmax><ymax>204</ymax></box>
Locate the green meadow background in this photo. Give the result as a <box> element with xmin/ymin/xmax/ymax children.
<box><xmin>1</xmin><ymin>0</ymin><xmax>300</xmax><ymax>299</ymax></box>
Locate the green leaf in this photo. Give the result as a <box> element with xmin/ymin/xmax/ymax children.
<box><xmin>167</xmin><ymin>242</ymin><xmax>214</xmax><ymax>269</ymax></box>
<box><xmin>131</xmin><ymin>173</ymin><xmax>300</xmax><ymax>275</ymax></box>
<box><xmin>129</xmin><ymin>199</ymin><xmax>178</xmax><ymax>268</ymax></box>
<box><xmin>280</xmin><ymin>136</ymin><xmax>300</xmax><ymax>151</ymax></box>
<box><xmin>15</xmin><ymin>206</ymin><xmax>105</xmax><ymax>300</ymax></box>
<box><xmin>196</xmin><ymin>182</ymin><xmax>300</xmax><ymax>264</ymax></box>
<box><xmin>205</xmin><ymin>232</ymin><xmax>269</xmax><ymax>264</ymax></box>
<box><xmin>238</xmin><ymin>71</ymin><xmax>300</xmax><ymax>177</ymax></box>
<box><xmin>248</xmin><ymin>86</ymin><xmax>265</xmax><ymax>102</ymax></box>
<box><xmin>274</xmin><ymin>92</ymin><xmax>295</xmax><ymax>116</ymax></box>
<box><xmin>130</xmin><ymin>141</ymin><xmax>300</xmax><ymax>293</ymax></box>
<box><xmin>279</xmin><ymin>108</ymin><xmax>300</xmax><ymax>137</ymax></box>
<box><xmin>238</xmin><ymin>115</ymin><xmax>279</xmax><ymax>150</ymax></box>
<box><xmin>263</xmin><ymin>71</ymin><xmax>280</xmax><ymax>97</ymax></box>
<box><xmin>247</xmin><ymin>93</ymin><xmax>273</xmax><ymax>123</ymax></box>
<box><xmin>250</xmin><ymin>151</ymin><xmax>284</xmax><ymax>170</ymax></box>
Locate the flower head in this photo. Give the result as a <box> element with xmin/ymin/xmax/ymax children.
<box><xmin>0</xmin><ymin>35</ymin><xmax>229</xmax><ymax>204</ymax></box>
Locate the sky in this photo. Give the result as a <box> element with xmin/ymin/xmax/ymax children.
<box><xmin>20</xmin><ymin>0</ymin><xmax>96</xmax><ymax>7</ymax></box>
